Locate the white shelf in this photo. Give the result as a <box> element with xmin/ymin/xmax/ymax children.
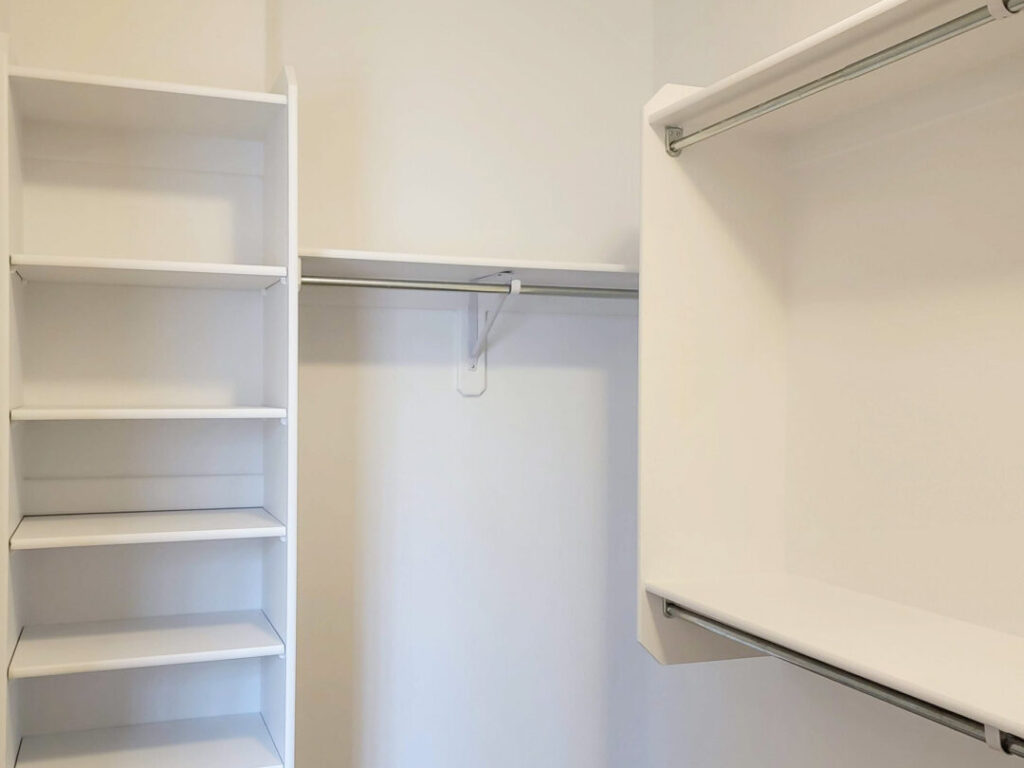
<box><xmin>11</xmin><ymin>508</ymin><xmax>285</xmax><ymax>551</ymax></box>
<box><xmin>11</xmin><ymin>255</ymin><xmax>286</xmax><ymax>291</ymax></box>
<box><xmin>16</xmin><ymin>714</ymin><xmax>282</xmax><ymax>768</ymax></box>
<box><xmin>300</xmin><ymin>248</ymin><xmax>638</xmax><ymax>290</ymax></box>
<box><xmin>647</xmin><ymin>0</ymin><xmax>1024</xmax><ymax>139</ymax></box>
<box><xmin>9</xmin><ymin>610</ymin><xmax>284</xmax><ymax>679</ymax></box>
<box><xmin>10</xmin><ymin>66</ymin><xmax>286</xmax><ymax>141</ymax></box>
<box><xmin>647</xmin><ymin>574</ymin><xmax>1024</xmax><ymax>736</ymax></box>
<box><xmin>10</xmin><ymin>408</ymin><xmax>287</xmax><ymax>422</ymax></box>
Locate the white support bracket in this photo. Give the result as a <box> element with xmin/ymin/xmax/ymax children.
<box><xmin>985</xmin><ymin>724</ymin><xmax>1011</xmax><ymax>754</ymax></box>
<box><xmin>457</xmin><ymin>279</ymin><xmax>520</xmax><ymax>397</ymax></box>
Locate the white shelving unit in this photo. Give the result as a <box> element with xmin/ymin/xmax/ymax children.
<box><xmin>2</xmin><ymin>57</ymin><xmax>298</xmax><ymax>768</ymax></box>
<box><xmin>639</xmin><ymin>0</ymin><xmax>1024</xmax><ymax>756</ymax></box>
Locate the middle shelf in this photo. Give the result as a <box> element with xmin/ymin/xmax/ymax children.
<box><xmin>10</xmin><ymin>508</ymin><xmax>285</xmax><ymax>550</ymax></box>
<box><xmin>9</xmin><ymin>610</ymin><xmax>285</xmax><ymax>680</ymax></box>
<box><xmin>11</xmin><ymin>407</ymin><xmax>287</xmax><ymax>421</ymax></box>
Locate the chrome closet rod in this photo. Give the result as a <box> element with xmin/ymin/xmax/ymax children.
<box><xmin>301</xmin><ymin>275</ymin><xmax>638</xmax><ymax>299</ymax></box>
<box><xmin>663</xmin><ymin>600</ymin><xmax>1024</xmax><ymax>758</ymax></box>
<box><xmin>666</xmin><ymin>0</ymin><xmax>1024</xmax><ymax>155</ymax></box>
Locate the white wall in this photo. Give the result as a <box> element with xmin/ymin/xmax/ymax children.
<box><xmin>299</xmin><ymin>299</ymin><xmax>652</xmax><ymax>767</ymax></box>
<box><xmin>3</xmin><ymin>0</ymin><xmax>270</xmax><ymax>90</ymax></box>
<box><xmin>278</xmin><ymin>0</ymin><xmax>650</xmax><ymax>265</ymax></box>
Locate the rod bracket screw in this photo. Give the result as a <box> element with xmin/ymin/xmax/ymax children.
<box><xmin>665</xmin><ymin>126</ymin><xmax>685</xmax><ymax>157</ymax></box>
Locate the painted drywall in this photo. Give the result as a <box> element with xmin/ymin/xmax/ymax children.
<box><xmin>3</xmin><ymin>0</ymin><xmax>270</xmax><ymax>90</ymax></box>
<box><xmin>276</xmin><ymin>0</ymin><xmax>651</xmax><ymax>265</ymax></box>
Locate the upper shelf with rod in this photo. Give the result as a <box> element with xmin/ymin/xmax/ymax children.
<box><xmin>300</xmin><ymin>248</ymin><xmax>638</xmax><ymax>293</ymax></box>
<box><xmin>300</xmin><ymin>248</ymin><xmax>637</xmax><ymax>397</ymax></box>
<box><xmin>651</xmin><ymin>0</ymin><xmax>1024</xmax><ymax>152</ymax></box>
<box><xmin>638</xmin><ymin>0</ymin><xmax>1024</xmax><ymax>759</ymax></box>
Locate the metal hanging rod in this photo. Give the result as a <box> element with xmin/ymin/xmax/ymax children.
<box><xmin>662</xmin><ymin>600</ymin><xmax>1024</xmax><ymax>758</ymax></box>
<box><xmin>665</xmin><ymin>0</ymin><xmax>1023</xmax><ymax>155</ymax></box>
<box><xmin>301</xmin><ymin>275</ymin><xmax>638</xmax><ymax>299</ymax></box>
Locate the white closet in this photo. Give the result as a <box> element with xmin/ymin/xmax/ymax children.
<box><xmin>639</xmin><ymin>0</ymin><xmax>1024</xmax><ymax>758</ymax></box>
<box><xmin>2</xmin><ymin>58</ymin><xmax>298</xmax><ymax>767</ymax></box>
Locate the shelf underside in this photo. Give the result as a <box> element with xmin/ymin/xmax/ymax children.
<box><xmin>10</xmin><ymin>66</ymin><xmax>286</xmax><ymax>141</ymax></box>
<box><xmin>11</xmin><ymin>408</ymin><xmax>287</xmax><ymax>422</ymax></box>
<box><xmin>647</xmin><ymin>574</ymin><xmax>1024</xmax><ymax>737</ymax></box>
<box><xmin>9</xmin><ymin>610</ymin><xmax>284</xmax><ymax>679</ymax></box>
<box><xmin>11</xmin><ymin>508</ymin><xmax>284</xmax><ymax>550</ymax></box>
<box><xmin>300</xmin><ymin>248</ymin><xmax>638</xmax><ymax>290</ymax></box>
<box><xmin>16</xmin><ymin>714</ymin><xmax>282</xmax><ymax>768</ymax></box>
<box><xmin>12</xmin><ymin>255</ymin><xmax>285</xmax><ymax>291</ymax></box>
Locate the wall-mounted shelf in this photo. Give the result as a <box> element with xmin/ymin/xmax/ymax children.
<box><xmin>11</xmin><ymin>255</ymin><xmax>286</xmax><ymax>291</ymax></box>
<box><xmin>10</xmin><ymin>508</ymin><xmax>285</xmax><ymax>550</ymax></box>
<box><xmin>10</xmin><ymin>407</ymin><xmax>287</xmax><ymax>422</ymax></box>
<box><xmin>10</xmin><ymin>66</ymin><xmax>286</xmax><ymax>141</ymax></box>
<box><xmin>9</xmin><ymin>611</ymin><xmax>284</xmax><ymax>679</ymax></box>
<box><xmin>647</xmin><ymin>0</ymin><xmax>1024</xmax><ymax>144</ymax></box>
<box><xmin>16</xmin><ymin>713</ymin><xmax>283</xmax><ymax>768</ymax></box>
<box><xmin>301</xmin><ymin>247</ymin><xmax>638</xmax><ymax>396</ymax></box>
<box><xmin>647</xmin><ymin>575</ymin><xmax>1024</xmax><ymax>737</ymax></box>
<box><xmin>300</xmin><ymin>248</ymin><xmax>638</xmax><ymax>291</ymax></box>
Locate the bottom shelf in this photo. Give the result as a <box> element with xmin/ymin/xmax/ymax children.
<box><xmin>17</xmin><ymin>713</ymin><xmax>282</xmax><ymax>767</ymax></box>
<box><xmin>646</xmin><ymin>573</ymin><xmax>1024</xmax><ymax>737</ymax></box>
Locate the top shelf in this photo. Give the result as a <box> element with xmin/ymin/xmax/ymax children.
<box><xmin>300</xmin><ymin>248</ymin><xmax>638</xmax><ymax>291</ymax></box>
<box><xmin>10</xmin><ymin>66</ymin><xmax>287</xmax><ymax>141</ymax></box>
<box><xmin>648</xmin><ymin>0</ymin><xmax>1024</xmax><ymax>141</ymax></box>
